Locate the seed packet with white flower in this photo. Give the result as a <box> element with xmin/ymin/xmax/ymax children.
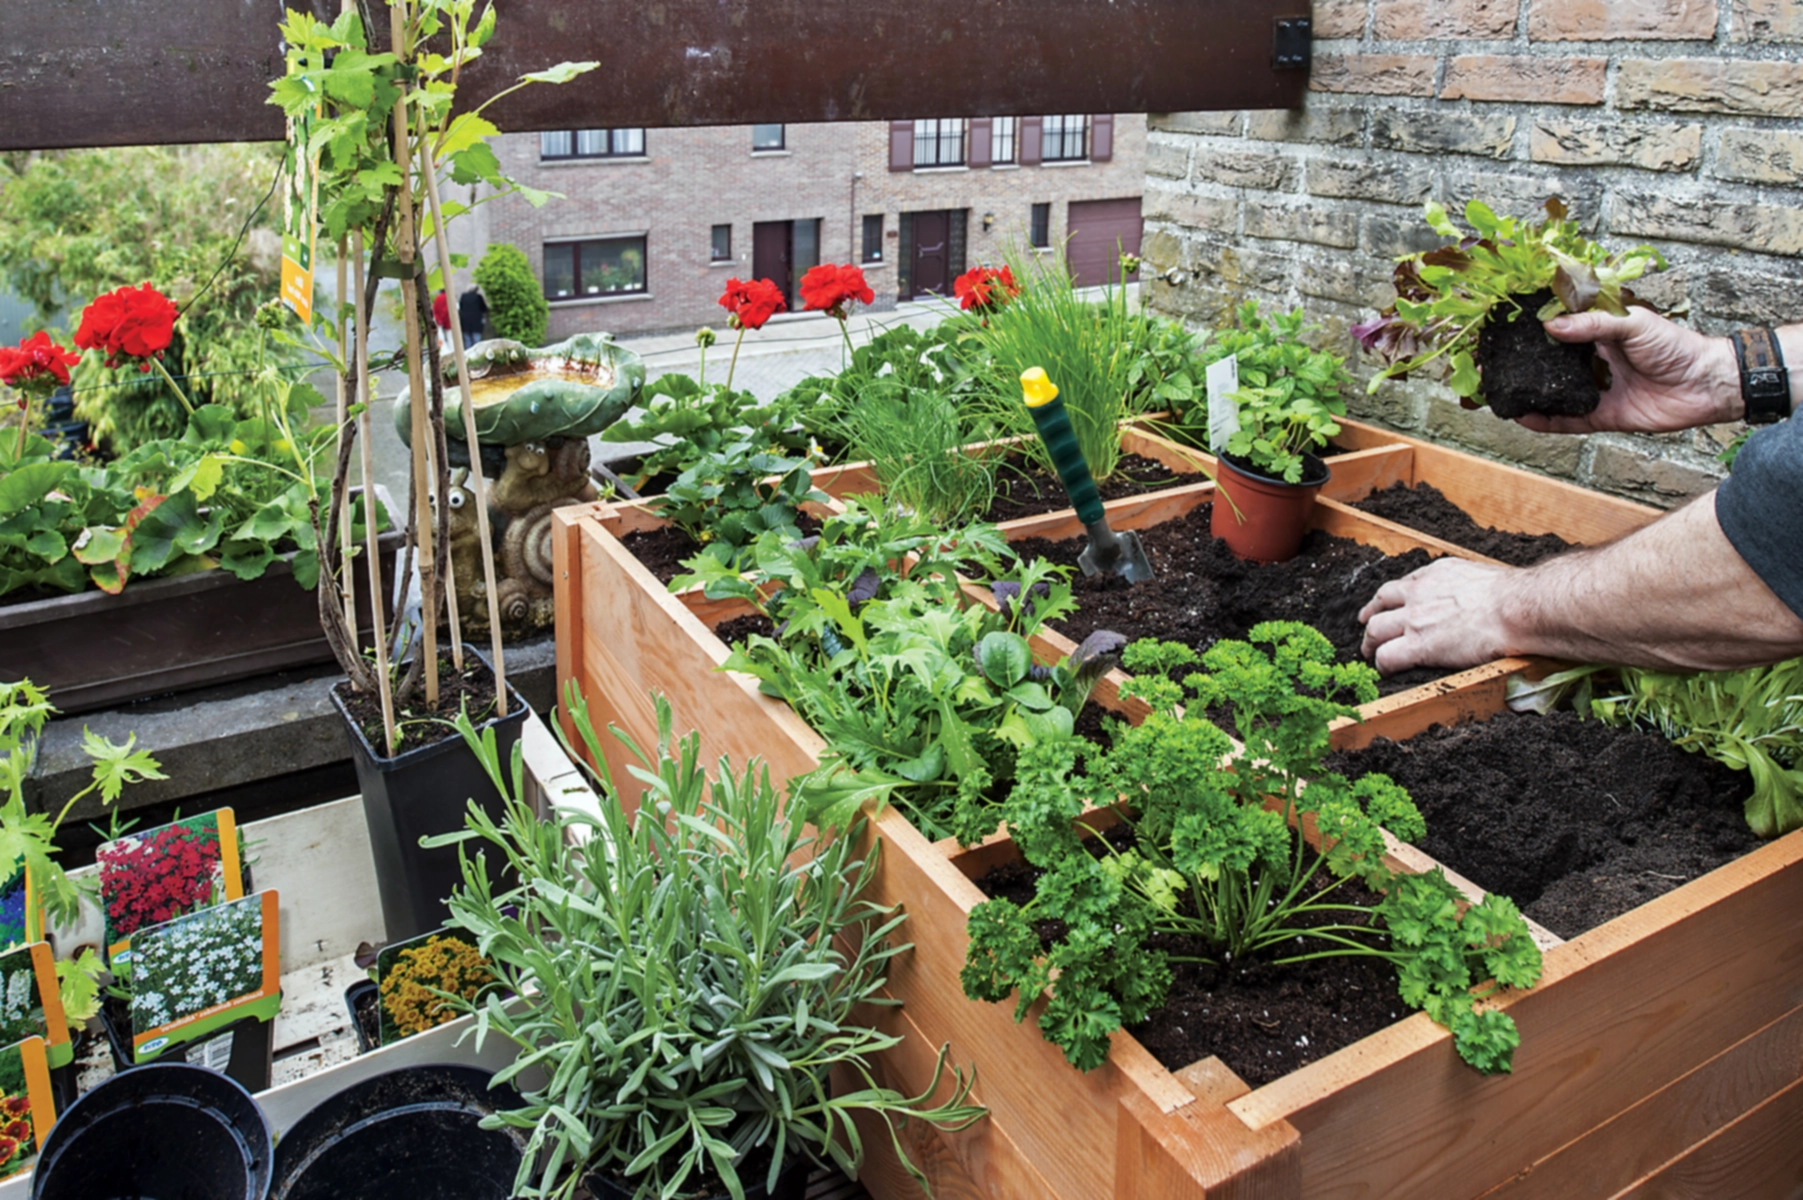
<box><xmin>126</xmin><ymin>890</ymin><xmax>279</xmax><ymax>1064</ymax></box>
<box><xmin>0</xmin><ymin>946</ymin><xmax>69</xmax><ymax>1073</ymax></box>
<box><xmin>99</xmin><ymin>808</ymin><xmax>244</xmax><ymax>969</ymax></box>
<box><xmin>0</xmin><ymin>1037</ymin><xmax>56</xmax><ymax>1180</ymax></box>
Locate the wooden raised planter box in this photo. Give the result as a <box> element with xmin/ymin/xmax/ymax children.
<box><xmin>553</xmin><ymin>427</ymin><xmax>1802</xmax><ymax>1196</ymax></box>
<box><xmin>0</xmin><ymin>530</ymin><xmax>402</xmax><ymax>715</ymax></box>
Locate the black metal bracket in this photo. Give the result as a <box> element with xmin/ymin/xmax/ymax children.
<box><xmin>1274</xmin><ymin>16</ymin><xmax>1311</xmax><ymax>70</ymax></box>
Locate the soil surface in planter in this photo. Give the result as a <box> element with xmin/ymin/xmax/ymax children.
<box><xmin>621</xmin><ymin>514</ymin><xmax>823</xmax><ymax>586</ymax></box>
<box><xmin>353</xmin><ymin>986</ymin><xmax>381</xmax><ymax>1050</ymax></box>
<box><xmin>334</xmin><ymin>655</ymin><xmax>505</xmax><ymax>756</ymax></box>
<box><xmin>1478</xmin><ymin>288</ymin><xmax>1601</xmax><ymax>419</ymax></box>
<box><xmin>712</xmin><ymin>612</ymin><xmax>777</xmax><ymax>646</ymax></box>
<box><xmin>1013</xmin><ymin>503</ymin><xmax>1445</xmax><ymax>697</ymax></box>
<box><xmin>1328</xmin><ymin>709</ymin><xmax>1760</xmax><ymax>939</ymax></box>
<box><xmin>1353</xmin><ymin>482</ymin><xmax>1575</xmax><ymax>566</ymax></box>
<box><xmin>983</xmin><ymin>453</ymin><xmax>1192</xmax><ymax>524</ymax></box>
<box><xmin>976</xmin><ymin>842</ymin><xmax>1402</xmax><ymax>1087</ymax></box>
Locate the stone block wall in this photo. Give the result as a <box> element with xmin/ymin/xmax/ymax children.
<box><xmin>1142</xmin><ymin>0</ymin><xmax>1803</xmax><ymax>508</ymax></box>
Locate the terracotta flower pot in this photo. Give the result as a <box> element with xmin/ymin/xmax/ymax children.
<box><xmin>1209</xmin><ymin>452</ymin><xmax>1330</xmax><ymax>563</ymax></box>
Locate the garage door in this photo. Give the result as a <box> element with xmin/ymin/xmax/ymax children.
<box><xmin>1066</xmin><ymin>197</ymin><xmax>1143</xmax><ymax>287</ymax></box>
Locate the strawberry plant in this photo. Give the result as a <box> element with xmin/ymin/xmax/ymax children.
<box><xmin>961</xmin><ymin>622</ymin><xmax>1541</xmax><ymax>1074</ymax></box>
<box><xmin>1355</xmin><ymin>198</ymin><xmax>1665</xmax><ymax>417</ymax></box>
<box><xmin>652</xmin><ymin>440</ymin><xmax>825</xmax><ymax>569</ymax></box>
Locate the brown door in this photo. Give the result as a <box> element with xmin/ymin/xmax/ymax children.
<box><xmin>753</xmin><ymin>220</ymin><xmax>793</xmax><ymax>307</ymax></box>
<box><xmin>911</xmin><ymin>210</ymin><xmax>950</xmax><ymax>298</ymax></box>
<box><xmin>1066</xmin><ymin>197</ymin><xmax>1144</xmax><ymax>287</ymax></box>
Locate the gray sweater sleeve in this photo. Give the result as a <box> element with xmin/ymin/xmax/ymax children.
<box><xmin>1715</xmin><ymin>417</ymin><xmax>1803</xmax><ymax>620</ymax></box>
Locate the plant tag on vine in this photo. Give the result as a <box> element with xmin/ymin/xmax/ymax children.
<box><xmin>1206</xmin><ymin>354</ymin><xmax>1241</xmax><ymax>453</ymax></box>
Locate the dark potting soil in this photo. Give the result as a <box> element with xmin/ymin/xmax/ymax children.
<box><xmin>1012</xmin><ymin>502</ymin><xmax>1445</xmax><ymax>697</ymax></box>
<box><xmin>352</xmin><ymin>986</ymin><xmax>381</xmax><ymax>1050</ymax></box>
<box><xmin>1477</xmin><ymin>288</ymin><xmax>1601</xmax><ymax>419</ymax></box>
<box><xmin>973</xmin><ymin>840</ymin><xmax>1403</xmax><ymax>1087</ymax></box>
<box><xmin>712</xmin><ymin>612</ymin><xmax>777</xmax><ymax>646</ymax></box>
<box><xmin>1327</xmin><ymin>709</ymin><xmax>1761</xmax><ymax>939</ymax></box>
<box><xmin>622</xmin><ymin>515</ymin><xmax>822</xmax><ymax>586</ymax></box>
<box><xmin>333</xmin><ymin>655</ymin><xmax>505</xmax><ymax>757</ymax></box>
<box><xmin>982</xmin><ymin>453</ymin><xmax>1192</xmax><ymax>524</ymax></box>
<box><xmin>1352</xmin><ymin>482</ymin><xmax>1576</xmax><ymax>567</ymax></box>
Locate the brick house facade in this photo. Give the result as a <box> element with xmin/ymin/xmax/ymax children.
<box><xmin>1141</xmin><ymin>0</ymin><xmax>1803</xmax><ymax>509</ymax></box>
<box><xmin>453</xmin><ymin>116</ymin><xmax>1146</xmax><ymax>340</ymax></box>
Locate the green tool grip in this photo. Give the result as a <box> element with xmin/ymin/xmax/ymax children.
<box><xmin>1025</xmin><ymin>395</ymin><xmax>1105</xmax><ymax>526</ymax></box>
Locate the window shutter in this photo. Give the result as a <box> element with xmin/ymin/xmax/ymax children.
<box><xmin>889</xmin><ymin>120</ymin><xmax>914</xmax><ymax>171</ymax></box>
<box><xmin>969</xmin><ymin>118</ymin><xmax>993</xmax><ymax>169</ymax></box>
<box><xmin>1090</xmin><ymin>114</ymin><xmax>1113</xmax><ymax>162</ymax></box>
<box><xmin>1020</xmin><ymin>116</ymin><xmax>1043</xmax><ymax>166</ymax></box>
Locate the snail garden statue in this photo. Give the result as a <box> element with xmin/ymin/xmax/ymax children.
<box><xmin>395</xmin><ymin>332</ymin><xmax>643</xmax><ymax>638</ymax></box>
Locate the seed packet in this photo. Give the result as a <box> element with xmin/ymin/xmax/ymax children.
<box><xmin>374</xmin><ymin>927</ymin><xmax>496</xmax><ymax>1046</ymax></box>
<box><xmin>0</xmin><ymin>1037</ymin><xmax>56</xmax><ymax>1181</ymax></box>
<box><xmin>127</xmin><ymin>890</ymin><xmax>280</xmax><ymax>1063</ymax></box>
<box><xmin>99</xmin><ymin>809</ymin><xmax>244</xmax><ymax>969</ymax></box>
<box><xmin>0</xmin><ymin>946</ymin><xmax>70</xmax><ymax>1072</ymax></box>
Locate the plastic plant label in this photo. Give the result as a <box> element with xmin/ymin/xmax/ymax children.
<box><xmin>0</xmin><ymin>946</ymin><xmax>71</xmax><ymax>1073</ymax></box>
<box><xmin>0</xmin><ymin>1037</ymin><xmax>56</xmax><ymax>1181</ymax></box>
<box><xmin>128</xmin><ymin>890</ymin><xmax>280</xmax><ymax>1064</ymax></box>
<box><xmin>186</xmin><ymin>1030</ymin><xmax>233</xmax><ymax>1073</ymax></box>
<box><xmin>374</xmin><ymin>926</ymin><xmax>496</xmax><ymax>1046</ymax></box>
<box><xmin>1206</xmin><ymin>353</ymin><xmax>1241</xmax><ymax>453</ymax></box>
<box><xmin>99</xmin><ymin>808</ymin><xmax>244</xmax><ymax>970</ymax></box>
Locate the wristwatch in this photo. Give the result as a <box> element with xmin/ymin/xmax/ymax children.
<box><xmin>1730</xmin><ymin>327</ymin><xmax>1791</xmax><ymax>425</ymax></box>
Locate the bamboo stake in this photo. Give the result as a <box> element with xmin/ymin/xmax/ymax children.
<box><xmin>335</xmin><ymin>237</ymin><xmax>355</xmax><ymax>633</ymax></box>
<box><xmin>352</xmin><ymin>232</ymin><xmax>397</xmax><ymax>751</ymax></box>
<box><xmin>420</xmin><ymin>142</ymin><xmax>508</xmax><ymax>715</ymax></box>
<box><xmin>391</xmin><ymin>0</ymin><xmax>439</xmax><ymax>706</ymax></box>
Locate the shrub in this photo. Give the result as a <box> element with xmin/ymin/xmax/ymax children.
<box><xmin>473</xmin><ymin>243</ymin><xmax>548</xmax><ymax>346</ymax></box>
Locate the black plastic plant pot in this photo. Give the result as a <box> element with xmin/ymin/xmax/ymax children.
<box><xmin>31</xmin><ymin>1061</ymin><xmax>273</xmax><ymax>1200</ymax></box>
<box><xmin>585</xmin><ymin>1153</ymin><xmax>810</xmax><ymax>1200</ymax></box>
<box><xmin>330</xmin><ymin>649</ymin><xmax>529</xmax><ymax>943</ymax></box>
<box><xmin>343</xmin><ymin>979</ymin><xmax>379</xmax><ymax>1054</ymax></box>
<box><xmin>98</xmin><ymin>993</ymin><xmax>275</xmax><ymax>1095</ymax></box>
<box><xmin>269</xmin><ymin>1064</ymin><xmax>527</xmax><ymax>1200</ymax></box>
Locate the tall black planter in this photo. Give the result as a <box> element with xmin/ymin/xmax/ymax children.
<box><xmin>31</xmin><ymin>1062</ymin><xmax>272</xmax><ymax>1200</ymax></box>
<box><xmin>269</xmin><ymin>1064</ymin><xmax>526</xmax><ymax>1200</ymax></box>
<box><xmin>331</xmin><ymin>650</ymin><xmax>529</xmax><ymax>942</ymax></box>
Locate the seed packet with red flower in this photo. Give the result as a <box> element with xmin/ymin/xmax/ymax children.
<box><xmin>99</xmin><ymin>809</ymin><xmax>243</xmax><ymax>969</ymax></box>
<box><xmin>0</xmin><ymin>946</ymin><xmax>71</xmax><ymax>1074</ymax></box>
<box><xmin>0</xmin><ymin>1037</ymin><xmax>56</xmax><ymax>1179</ymax></box>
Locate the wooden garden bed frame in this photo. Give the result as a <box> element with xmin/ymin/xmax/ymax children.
<box><xmin>553</xmin><ymin>422</ymin><xmax>1803</xmax><ymax>1197</ymax></box>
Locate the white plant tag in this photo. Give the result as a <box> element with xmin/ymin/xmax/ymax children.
<box><xmin>1206</xmin><ymin>354</ymin><xmax>1241</xmax><ymax>453</ymax></box>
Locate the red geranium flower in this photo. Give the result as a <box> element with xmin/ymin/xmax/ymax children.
<box><xmin>798</xmin><ymin>264</ymin><xmax>874</xmax><ymax>321</ymax></box>
<box><xmin>717</xmin><ymin>278</ymin><xmax>786</xmax><ymax>332</ymax></box>
<box><xmin>74</xmin><ymin>284</ymin><xmax>178</xmax><ymax>371</ymax></box>
<box><xmin>953</xmin><ymin>265</ymin><xmax>1020</xmax><ymax>313</ymax></box>
<box><xmin>0</xmin><ymin>332</ymin><xmax>80</xmax><ymax>400</ymax></box>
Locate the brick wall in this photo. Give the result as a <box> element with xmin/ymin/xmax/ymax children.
<box><xmin>1142</xmin><ymin>0</ymin><xmax>1803</xmax><ymax>508</ymax></box>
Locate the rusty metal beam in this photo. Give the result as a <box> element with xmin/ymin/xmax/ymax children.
<box><xmin>0</xmin><ymin>1</ymin><xmax>1307</xmax><ymax>152</ymax></box>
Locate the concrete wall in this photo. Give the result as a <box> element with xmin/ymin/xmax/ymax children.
<box><xmin>463</xmin><ymin>117</ymin><xmax>1147</xmax><ymax>341</ymax></box>
<box><xmin>1142</xmin><ymin>0</ymin><xmax>1803</xmax><ymax>508</ymax></box>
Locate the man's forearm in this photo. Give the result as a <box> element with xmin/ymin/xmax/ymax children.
<box><xmin>1497</xmin><ymin>491</ymin><xmax>1803</xmax><ymax>671</ymax></box>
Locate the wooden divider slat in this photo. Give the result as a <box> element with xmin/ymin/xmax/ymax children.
<box><xmin>1312</xmin><ymin>497</ymin><xmax>1494</xmax><ymax>563</ymax></box>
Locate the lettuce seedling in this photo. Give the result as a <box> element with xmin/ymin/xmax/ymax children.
<box><xmin>962</xmin><ymin>621</ymin><xmax>1542</xmax><ymax>1075</ymax></box>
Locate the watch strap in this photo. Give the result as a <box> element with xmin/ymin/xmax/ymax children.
<box><xmin>1732</xmin><ymin>327</ymin><xmax>1790</xmax><ymax>425</ymax></box>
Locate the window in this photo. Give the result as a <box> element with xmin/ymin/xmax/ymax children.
<box><xmin>543</xmin><ymin>236</ymin><xmax>647</xmax><ymax>300</ymax></box>
<box><xmin>710</xmin><ymin>224</ymin><xmax>732</xmax><ymax>262</ymax></box>
<box><xmin>992</xmin><ymin>117</ymin><xmax>1018</xmax><ymax>165</ymax></box>
<box><xmin>861</xmin><ymin>214</ymin><xmax>884</xmax><ymax>263</ymax></box>
<box><xmin>1030</xmin><ymin>203</ymin><xmax>1051</xmax><ymax>249</ymax></box>
<box><xmin>752</xmin><ymin>124</ymin><xmax>785</xmax><ymax>151</ymax></box>
<box><xmin>539</xmin><ymin>128</ymin><xmax>646</xmax><ymax>160</ymax></box>
<box><xmin>913</xmin><ymin>119</ymin><xmax>966</xmax><ymax>168</ymax></box>
<box><xmin>1041</xmin><ymin>115</ymin><xmax>1088</xmax><ymax>162</ymax></box>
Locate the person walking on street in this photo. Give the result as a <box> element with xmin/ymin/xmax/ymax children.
<box><xmin>431</xmin><ymin>289</ymin><xmax>453</xmax><ymax>355</ymax></box>
<box><xmin>458</xmin><ymin>287</ymin><xmax>489</xmax><ymax>350</ymax></box>
<box><xmin>1360</xmin><ymin>308</ymin><xmax>1803</xmax><ymax>675</ymax></box>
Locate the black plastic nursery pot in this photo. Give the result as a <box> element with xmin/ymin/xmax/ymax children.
<box><xmin>98</xmin><ymin>992</ymin><xmax>276</xmax><ymax>1095</ymax></box>
<box><xmin>1209</xmin><ymin>452</ymin><xmax>1331</xmax><ymax>563</ymax></box>
<box><xmin>269</xmin><ymin>1064</ymin><xmax>526</xmax><ymax>1200</ymax></box>
<box><xmin>330</xmin><ymin>649</ymin><xmax>530</xmax><ymax>943</ymax></box>
<box><xmin>343</xmin><ymin>979</ymin><xmax>379</xmax><ymax>1054</ymax></box>
<box><xmin>31</xmin><ymin>1061</ymin><xmax>273</xmax><ymax>1200</ymax></box>
<box><xmin>584</xmin><ymin>1151</ymin><xmax>810</xmax><ymax>1200</ymax></box>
